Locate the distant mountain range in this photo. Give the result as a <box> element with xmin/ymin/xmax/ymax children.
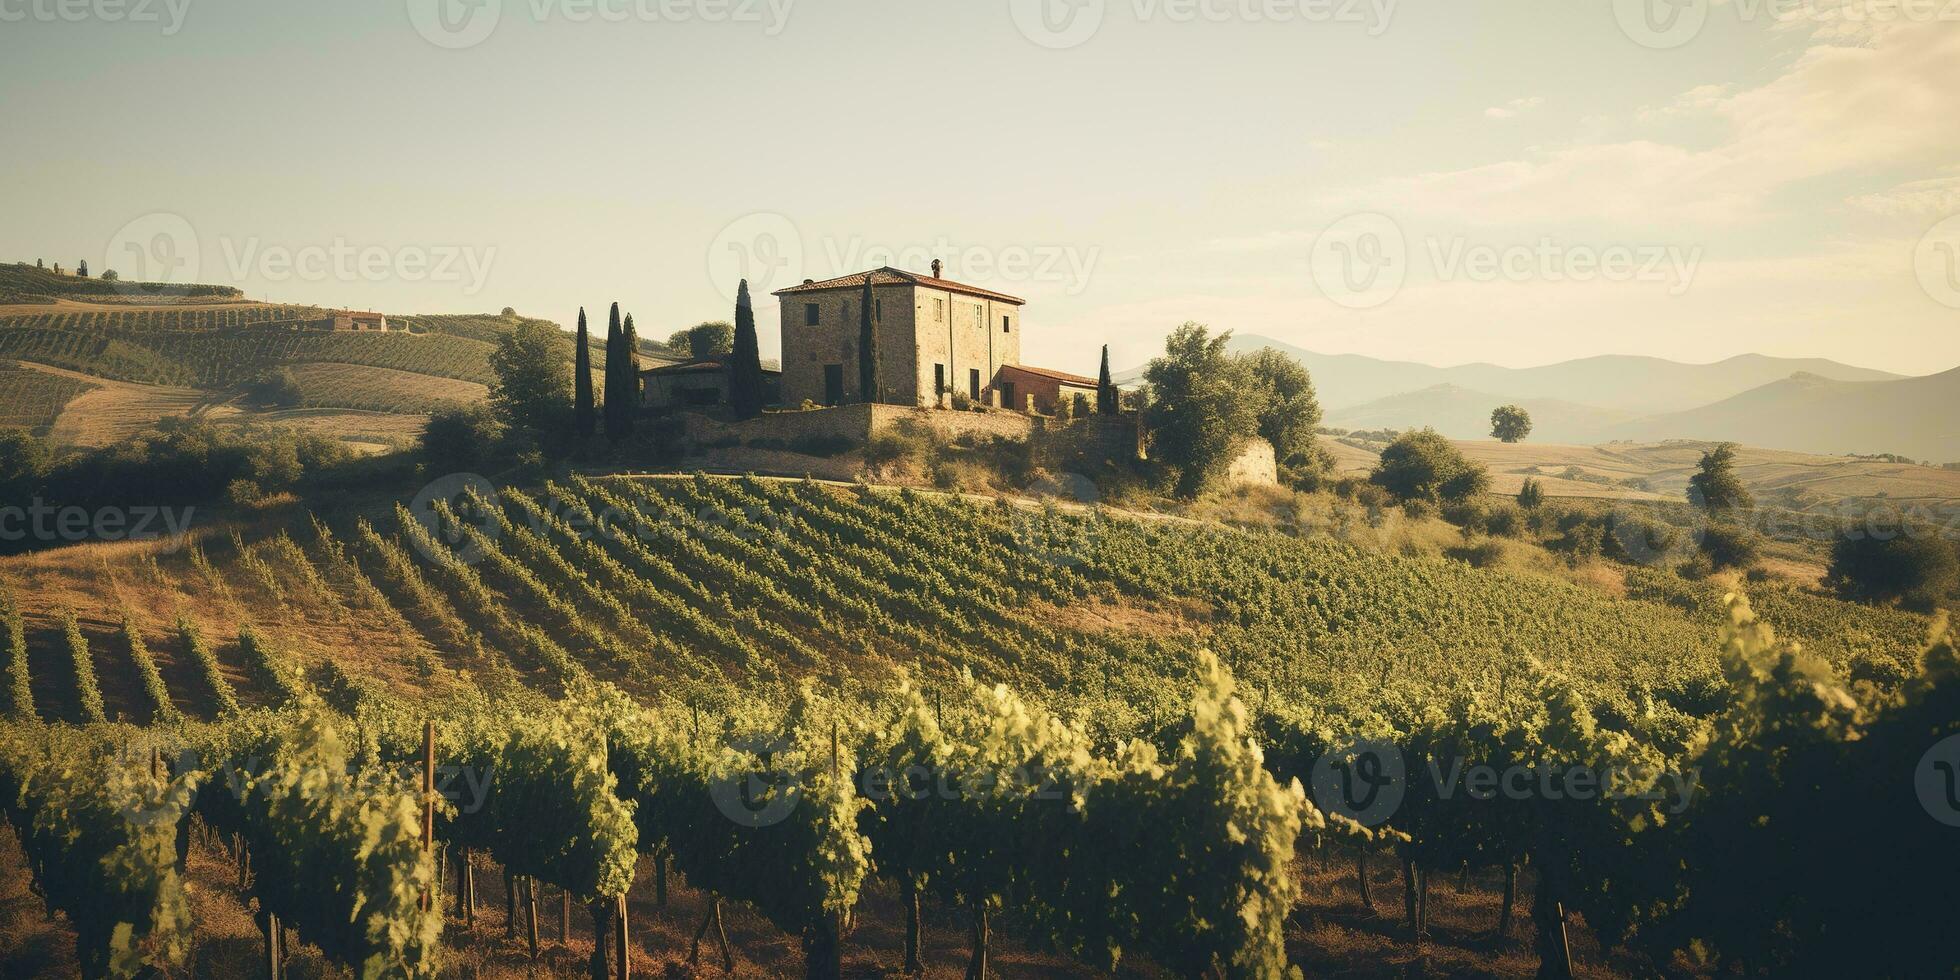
<box><xmin>1117</xmin><ymin>334</ymin><xmax>1958</xmax><ymax>461</ymax></box>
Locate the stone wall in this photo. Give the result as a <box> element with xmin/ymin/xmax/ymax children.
<box><xmin>778</xmin><ymin>281</ymin><xmax>1022</xmax><ymax>409</ymax></box>
<box><xmin>1225</xmin><ymin>438</ymin><xmax>1278</xmax><ymax>486</ymax></box>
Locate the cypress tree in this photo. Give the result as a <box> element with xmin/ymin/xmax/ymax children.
<box><xmin>729</xmin><ymin>279</ymin><xmax>765</xmax><ymax>420</ymax></box>
<box><xmin>1097</xmin><ymin>344</ymin><xmax>1118</xmax><ymax>413</ymax></box>
<box><xmin>618</xmin><ymin>314</ymin><xmax>641</xmax><ymax>438</ymax></box>
<box><xmin>858</xmin><ymin>272</ymin><xmax>879</xmax><ymax>403</ymax></box>
<box><xmin>574</xmin><ymin>307</ymin><xmax>596</xmax><ymax>439</ymax></box>
<box><xmin>603</xmin><ymin>302</ymin><xmax>624</xmax><ymax>439</ymax></box>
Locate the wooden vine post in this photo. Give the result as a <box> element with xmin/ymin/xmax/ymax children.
<box><xmin>615</xmin><ymin>893</ymin><xmax>631</xmax><ymax>979</ymax></box>
<box><xmin>420</xmin><ymin>721</ymin><xmax>436</xmax><ymax>912</ymax></box>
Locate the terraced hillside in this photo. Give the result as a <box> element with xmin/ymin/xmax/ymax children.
<box><xmin>0</xmin><ymin>363</ymin><xmax>96</xmax><ymax>434</ymax></box>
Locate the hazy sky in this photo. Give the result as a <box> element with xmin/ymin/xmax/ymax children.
<box><xmin>3</xmin><ymin>0</ymin><xmax>1956</xmax><ymax>375</ymax></box>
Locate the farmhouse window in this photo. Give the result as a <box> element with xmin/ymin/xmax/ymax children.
<box><xmin>804</xmin><ymin>303</ymin><xmax>820</xmax><ymax>326</ymax></box>
<box><xmin>1002</xmin><ymin>315</ymin><xmax>1011</xmax><ymax>333</ymax></box>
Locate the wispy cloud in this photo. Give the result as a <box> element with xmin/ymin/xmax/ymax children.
<box><xmin>1484</xmin><ymin>96</ymin><xmax>1545</xmax><ymax>121</ymax></box>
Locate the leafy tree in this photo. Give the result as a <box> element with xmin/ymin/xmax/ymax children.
<box><xmin>0</xmin><ymin>429</ymin><xmax>52</xmax><ymax>499</ymax></box>
<box><xmin>1517</xmin><ymin>476</ymin><xmax>1545</xmax><ymax>509</ymax></box>
<box><xmin>1490</xmin><ymin>404</ymin><xmax>1532</xmax><ymax>443</ymax></box>
<box><xmin>1238</xmin><ymin>347</ymin><xmax>1323</xmax><ymax>470</ymax></box>
<box><xmin>501</xmin><ymin>306</ymin><xmax>517</xmax><ymax>316</ymax></box>
<box><xmin>669</xmin><ymin>321</ymin><xmax>735</xmax><ymax>360</ymax></box>
<box><xmin>1826</xmin><ymin>531</ymin><xmax>1958</xmax><ymax>608</ymax></box>
<box><xmin>76</xmin><ymin>260</ymin><xmax>88</xmax><ymax>278</ymax></box>
<box><xmin>573</xmin><ymin>307</ymin><xmax>596</xmax><ymax>440</ymax></box>
<box><xmin>1687</xmin><ymin>442</ymin><xmax>1752</xmax><ymax>513</ymax></box>
<box><xmin>1142</xmin><ymin>323</ymin><xmax>1257</xmax><ymax>498</ymax></box>
<box><xmin>859</xmin><ymin>273</ymin><xmax>880</xmax><ymax>403</ymax></box>
<box><xmin>1370</xmin><ymin>428</ymin><xmax>1489</xmax><ymax>502</ymax></box>
<box><xmin>421</xmin><ymin>404</ymin><xmax>504</xmax><ymax>471</ymax></box>
<box><xmin>1097</xmin><ymin>344</ymin><xmax>1117</xmax><ymax>414</ymax></box>
<box><xmin>244</xmin><ymin>367</ymin><xmax>303</xmax><ymax>407</ymax></box>
<box><xmin>729</xmin><ymin>280</ymin><xmax>765</xmax><ymax>420</ymax></box>
<box><xmin>100</xmin><ymin>269</ymin><xmax>119</xmax><ymax>282</ymax></box>
<box><xmin>489</xmin><ymin>320</ymin><xmax>572</xmax><ymax>436</ymax></box>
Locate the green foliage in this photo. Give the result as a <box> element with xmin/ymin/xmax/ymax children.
<box><xmin>120</xmin><ymin>617</ymin><xmax>179</xmax><ymax>725</ymax></box>
<box><xmin>175</xmin><ymin>616</ymin><xmax>240</xmax><ymax>716</ymax></box>
<box><xmin>1143</xmin><ymin>323</ymin><xmax>1258</xmax><ymax>498</ymax></box>
<box><xmin>193</xmin><ymin>709</ymin><xmax>442</xmax><ymax>976</ymax></box>
<box><xmin>574</xmin><ymin>307</ymin><xmax>596</xmax><ymax>439</ymax></box>
<box><xmin>243</xmin><ymin>367</ymin><xmax>303</xmax><ymax>407</ymax></box>
<box><xmin>488</xmin><ymin>319</ymin><xmax>573</xmax><ymax>437</ymax></box>
<box><xmin>0</xmin><ymin>726</ymin><xmax>197</xmax><ymax>976</ymax></box>
<box><xmin>670</xmin><ymin>320</ymin><xmax>735</xmax><ymax>360</ymax></box>
<box><xmin>1370</xmin><ymin>428</ymin><xmax>1489</xmax><ymax>503</ymax></box>
<box><xmin>61</xmin><ymin>608</ymin><xmax>106</xmax><ymax>723</ymax></box>
<box><xmin>1489</xmin><ymin>404</ymin><xmax>1532</xmax><ymax>443</ymax></box>
<box><xmin>15</xmin><ymin>416</ymin><xmax>351</xmax><ymax>516</ymax></box>
<box><xmin>1097</xmin><ymin>344</ymin><xmax>1118</xmax><ymax>414</ymax></box>
<box><xmin>1686</xmin><ymin>442</ymin><xmax>1752</xmax><ymax>513</ymax></box>
<box><xmin>1517</xmin><ymin>476</ymin><xmax>1545</xmax><ymax>509</ymax></box>
<box><xmin>1239</xmin><ymin>347</ymin><xmax>1323</xmax><ymax>469</ymax></box>
<box><xmin>1</xmin><ymin>581</ymin><xmax>32</xmax><ymax>720</ymax></box>
<box><xmin>419</xmin><ymin>404</ymin><xmax>504</xmax><ymax>472</ymax></box>
<box><xmin>1697</xmin><ymin>520</ymin><xmax>1761</xmax><ymax>570</ymax></box>
<box><xmin>730</xmin><ymin>281</ymin><xmax>766</xmax><ymax>420</ymax></box>
<box><xmin>1826</xmin><ymin>530</ymin><xmax>1958</xmax><ymax>608</ymax></box>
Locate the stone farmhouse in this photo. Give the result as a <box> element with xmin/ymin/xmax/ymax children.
<box><xmin>773</xmin><ymin>262</ymin><xmax>1037</xmax><ymax>408</ymax></box>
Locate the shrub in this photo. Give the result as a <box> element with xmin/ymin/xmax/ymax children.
<box><xmin>421</xmin><ymin>404</ymin><xmax>504</xmax><ymax>472</ymax></box>
<box><xmin>1826</xmin><ymin>532</ymin><xmax>1958</xmax><ymax>608</ymax></box>
<box><xmin>1441</xmin><ymin>499</ymin><xmax>1488</xmax><ymax>532</ymax></box>
<box><xmin>1485</xmin><ymin>504</ymin><xmax>1525</xmax><ymax>538</ymax></box>
<box><xmin>1447</xmin><ymin>538</ymin><xmax>1508</xmax><ymax>568</ymax></box>
<box><xmin>1370</xmin><ymin>428</ymin><xmax>1488</xmax><ymax>503</ymax></box>
<box><xmin>1401</xmin><ymin>497</ymin><xmax>1436</xmax><ymax>521</ymax></box>
<box><xmin>1555</xmin><ymin>521</ymin><xmax>1605</xmax><ymax>564</ymax></box>
<box><xmin>244</xmin><ymin>368</ymin><xmax>303</xmax><ymax>407</ymax></box>
<box><xmin>1518</xmin><ymin>477</ymin><xmax>1545</xmax><ymax>509</ymax></box>
<box><xmin>1677</xmin><ymin>554</ymin><xmax>1715</xmax><ymax>580</ymax></box>
<box><xmin>1698</xmin><ymin>521</ymin><xmax>1761</xmax><ymax>570</ymax></box>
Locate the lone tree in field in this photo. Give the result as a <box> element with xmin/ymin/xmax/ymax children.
<box><xmin>859</xmin><ymin>273</ymin><xmax>880</xmax><ymax>403</ymax></box>
<box><xmin>1688</xmin><ymin>442</ymin><xmax>1752</xmax><ymax>513</ymax></box>
<box><xmin>669</xmin><ymin>321</ymin><xmax>734</xmax><ymax>360</ymax></box>
<box><xmin>1097</xmin><ymin>344</ymin><xmax>1118</xmax><ymax>414</ymax></box>
<box><xmin>76</xmin><ymin>260</ymin><xmax>88</xmax><ymax>278</ymax></box>
<box><xmin>573</xmin><ymin>307</ymin><xmax>595</xmax><ymax>440</ymax></box>
<box><xmin>1143</xmin><ymin>323</ymin><xmax>1257</xmax><ymax>498</ymax></box>
<box><xmin>729</xmin><ymin>280</ymin><xmax>765</xmax><ymax>420</ymax></box>
<box><xmin>489</xmin><ymin>320</ymin><xmax>573</xmax><ymax>436</ymax></box>
<box><xmin>1371</xmin><ymin>428</ymin><xmax>1490</xmax><ymax>502</ymax></box>
<box><xmin>1490</xmin><ymin>404</ymin><xmax>1532</xmax><ymax>443</ymax></box>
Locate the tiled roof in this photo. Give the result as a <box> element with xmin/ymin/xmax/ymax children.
<box><xmin>1001</xmin><ymin>363</ymin><xmax>1098</xmax><ymax>387</ymax></box>
<box><xmin>641</xmin><ymin>358</ymin><xmax>780</xmax><ymax>376</ymax></box>
<box><xmin>772</xmin><ymin>266</ymin><xmax>1025</xmax><ymax>305</ymax></box>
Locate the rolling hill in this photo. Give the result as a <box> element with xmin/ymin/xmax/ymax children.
<box><xmin>1326</xmin><ymin>383</ymin><xmax>1634</xmax><ymax>442</ymax></box>
<box><xmin>1598</xmin><ymin>368</ymin><xmax>1960</xmax><ymax>463</ymax></box>
<box><xmin>1118</xmin><ymin>334</ymin><xmax>1901</xmax><ymax>413</ymax></box>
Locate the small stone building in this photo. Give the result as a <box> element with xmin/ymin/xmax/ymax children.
<box><xmin>773</xmin><ymin>263</ymin><xmax>1024</xmax><ymax>408</ymax></box>
<box><xmin>639</xmin><ymin>359</ymin><xmax>781</xmax><ymax>411</ymax></box>
<box><xmin>329</xmin><ymin>311</ymin><xmax>390</xmax><ymax>331</ymax></box>
<box><xmin>994</xmin><ymin>363</ymin><xmax>1099</xmax><ymax>415</ymax></box>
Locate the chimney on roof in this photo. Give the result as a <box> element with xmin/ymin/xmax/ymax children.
<box><xmin>803</xmin><ymin>278</ymin><xmax>814</xmax><ymax>285</ymax></box>
<box><xmin>931</xmin><ymin>259</ymin><xmax>943</xmax><ymax>279</ymax></box>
